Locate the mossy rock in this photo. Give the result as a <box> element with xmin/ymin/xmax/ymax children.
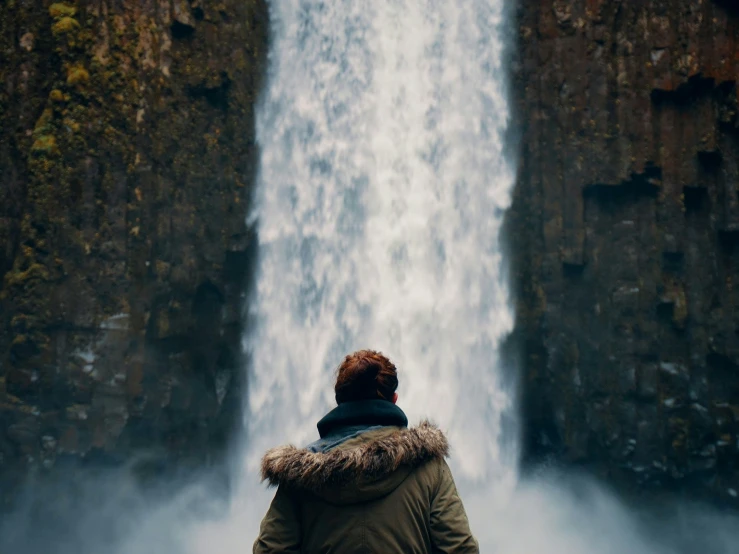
<box><xmin>4</xmin><ymin>263</ymin><xmax>51</xmax><ymax>291</ymax></box>
<box><xmin>62</xmin><ymin>117</ymin><xmax>80</xmax><ymax>132</ymax></box>
<box><xmin>31</xmin><ymin>135</ymin><xmax>59</xmax><ymax>156</ymax></box>
<box><xmin>49</xmin><ymin>89</ymin><xmax>65</xmax><ymax>103</ymax></box>
<box><xmin>32</xmin><ymin>108</ymin><xmax>54</xmax><ymax>137</ymax></box>
<box><xmin>51</xmin><ymin>17</ymin><xmax>80</xmax><ymax>36</ymax></box>
<box><xmin>49</xmin><ymin>3</ymin><xmax>77</xmax><ymax>19</ymax></box>
<box><xmin>66</xmin><ymin>65</ymin><xmax>89</xmax><ymax>86</ymax></box>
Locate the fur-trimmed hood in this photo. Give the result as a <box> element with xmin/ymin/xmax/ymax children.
<box><xmin>260</xmin><ymin>421</ymin><xmax>448</xmax><ymax>498</ymax></box>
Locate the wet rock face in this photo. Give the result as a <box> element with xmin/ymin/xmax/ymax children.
<box><xmin>0</xmin><ymin>0</ymin><xmax>268</xmax><ymax>507</ymax></box>
<box><xmin>510</xmin><ymin>0</ymin><xmax>739</xmax><ymax>503</ymax></box>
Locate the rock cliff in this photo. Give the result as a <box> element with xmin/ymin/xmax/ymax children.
<box><xmin>0</xmin><ymin>0</ymin><xmax>267</xmax><ymax>508</ymax></box>
<box><xmin>510</xmin><ymin>0</ymin><xmax>739</xmax><ymax>503</ymax></box>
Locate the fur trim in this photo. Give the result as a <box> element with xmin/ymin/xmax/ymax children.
<box><xmin>260</xmin><ymin>421</ymin><xmax>448</xmax><ymax>490</ymax></box>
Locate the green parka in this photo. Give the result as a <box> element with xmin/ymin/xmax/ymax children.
<box><xmin>254</xmin><ymin>421</ymin><xmax>479</xmax><ymax>553</ymax></box>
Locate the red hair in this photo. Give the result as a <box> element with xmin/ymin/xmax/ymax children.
<box><xmin>334</xmin><ymin>349</ymin><xmax>398</xmax><ymax>404</ymax></box>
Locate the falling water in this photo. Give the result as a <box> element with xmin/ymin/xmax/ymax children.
<box><xmin>208</xmin><ymin>0</ymin><xmax>515</xmax><ymax>546</ymax></box>
<box><xmin>246</xmin><ymin>0</ymin><xmax>515</xmax><ymax>479</ymax></box>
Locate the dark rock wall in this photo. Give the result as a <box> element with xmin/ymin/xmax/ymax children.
<box><xmin>511</xmin><ymin>0</ymin><xmax>739</xmax><ymax>502</ymax></box>
<box><xmin>0</xmin><ymin>0</ymin><xmax>267</xmax><ymax>507</ymax></box>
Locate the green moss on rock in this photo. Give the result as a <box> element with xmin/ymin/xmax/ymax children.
<box><xmin>51</xmin><ymin>17</ymin><xmax>80</xmax><ymax>36</ymax></box>
<box><xmin>66</xmin><ymin>65</ymin><xmax>89</xmax><ymax>86</ymax></box>
<box><xmin>4</xmin><ymin>263</ymin><xmax>50</xmax><ymax>289</ymax></box>
<box><xmin>48</xmin><ymin>89</ymin><xmax>65</xmax><ymax>103</ymax></box>
<box><xmin>30</xmin><ymin>135</ymin><xmax>59</xmax><ymax>156</ymax></box>
<box><xmin>32</xmin><ymin>107</ymin><xmax>54</xmax><ymax>137</ymax></box>
<box><xmin>49</xmin><ymin>3</ymin><xmax>77</xmax><ymax>19</ymax></box>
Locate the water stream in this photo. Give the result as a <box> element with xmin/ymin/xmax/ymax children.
<box><xmin>195</xmin><ymin>0</ymin><xmax>516</xmax><ymax>548</ymax></box>
<box><xmin>246</xmin><ymin>0</ymin><xmax>515</xmax><ymax>481</ymax></box>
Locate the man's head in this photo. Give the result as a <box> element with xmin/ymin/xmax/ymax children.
<box><xmin>334</xmin><ymin>349</ymin><xmax>399</xmax><ymax>405</ymax></box>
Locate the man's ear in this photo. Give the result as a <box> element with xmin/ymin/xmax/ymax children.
<box><xmin>392</xmin><ymin>393</ymin><xmax>398</xmax><ymax>404</ymax></box>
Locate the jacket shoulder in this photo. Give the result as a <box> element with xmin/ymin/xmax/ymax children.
<box><xmin>407</xmin><ymin>455</ymin><xmax>452</xmax><ymax>491</ymax></box>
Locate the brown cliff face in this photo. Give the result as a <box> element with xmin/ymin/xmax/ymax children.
<box><xmin>0</xmin><ymin>0</ymin><xmax>267</xmax><ymax>507</ymax></box>
<box><xmin>510</xmin><ymin>0</ymin><xmax>739</xmax><ymax>502</ymax></box>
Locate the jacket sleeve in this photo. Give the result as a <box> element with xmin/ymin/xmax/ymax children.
<box><xmin>253</xmin><ymin>486</ymin><xmax>301</xmax><ymax>554</ymax></box>
<box><xmin>429</xmin><ymin>459</ymin><xmax>479</xmax><ymax>553</ymax></box>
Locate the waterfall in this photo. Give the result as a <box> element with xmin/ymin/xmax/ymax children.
<box><xmin>196</xmin><ymin>0</ymin><xmax>517</xmax><ymax>548</ymax></box>
<box><xmin>246</xmin><ymin>0</ymin><xmax>515</xmax><ymax>478</ymax></box>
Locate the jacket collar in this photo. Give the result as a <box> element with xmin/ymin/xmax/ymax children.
<box><xmin>261</xmin><ymin>421</ymin><xmax>448</xmax><ymax>491</ymax></box>
<box><xmin>316</xmin><ymin>399</ymin><xmax>408</xmax><ymax>438</ymax></box>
